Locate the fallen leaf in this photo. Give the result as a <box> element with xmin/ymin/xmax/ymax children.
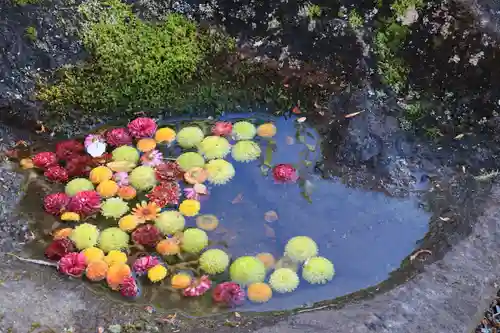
<box><xmin>234</xmin><ymin>312</ymin><xmax>241</xmax><ymax>318</ymax></box>
<box><xmin>297</xmin><ymin>117</ymin><xmax>307</xmax><ymax>123</ymax></box>
<box><xmin>344</xmin><ymin>111</ymin><xmax>364</xmax><ymax>118</ymax></box>
<box><xmin>454</xmin><ymin>133</ymin><xmax>465</xmax><ymax>140</ymax></box>
<box><xmin>439</xmin><ymin>217</ymin><xmax>450</xmax><ymax>221</ymax></box>
<box><xmin>409</xmin><ymin>249</ymin><xmax>432</xmax><ymax>261</ymax></box>
<box><xmin>264</xmin><ymin>210</ymin><xmax>279</xmax><ymax>223</ymax></box>
<box><xmin>286</xmin><ymin>136</ymin><xmax>295</xmax><ymax>145</ymax></box>
<box><xmin>231</xmin><ymin>193</ymin><xmax>243</xmax><ymax>204</ymax></box>
<box><xmin>264</xmin><ymin>224</ymin><xmax>276</xmax><ymax>238</ymax></box>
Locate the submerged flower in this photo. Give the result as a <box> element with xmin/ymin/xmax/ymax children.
<box><xmin>140</xmin><ymin>149</ymin><xmax>163</xmax><ymax>166</ymax></box>
<box><xmin>113</xmin><ymin>171</ymin><xmax>129</xmax><ymax>186</ymax></box>
<box><xmin>272</xmin><ymin>164</ymin><xmax>299</xmax><ymax>183</ymax></box>
<box><xmin>132</xmin><ymin>255</ymin><xmax>160</xmax><ymax>276</ymax></box>
<box><xmin>156</xmin><ymin>238</ymin><xmax>181</xmax><ymax>256</ymax></box>
<box><xmin>70</xmin><ymin>223</ymin><xmax>100</xmax><ymax>250</ymax></box>
<box><xmin>256</xmin><ymin>252</ymin><xmax>276</xmax><ymax>270</ymax></box>
<box><xmin>212</xmin><ymin>121</ymin><xmax>233</xmax><ymax>136</ymax></box>
<box><xmin>129</xmin><ymin>166</ymin><xmax>157</xmax><ymax>191</ymax></box>
<box><xmin>302</xmin><ymin>256</ymin><xmax>335</xmax><ymax>284</ymax></box>
<box><xmin>53</xmin><ymin>228</ymin><xmax>73</xmax><ymax>240</ymax></box>
<box><xmin>177</xmin><ymin>126</ymin><xmax>205</xmax><ymax>148</ymax></box>
<box><xmin>105</xmin><ymin>128</ymin><xmax>133</xmax><ymax>146</ymax></box>
<box><xmin>58</xmin><ymin>252</ymin><xmax>87</xmax><ymax>277</ymax></box>
<box><xmin>198</xmin><ymin>136</ymin><xmax>231</xmax><ymax>160</ymax></box>
<box><xmin>136</xmin><ymin>138</ymin><xmax>157</xmax><ymax>152</ymax></box>
<box><xmin>229</xmin><ymin>256</ymin><xmax>266</xmax><ymax>286</ymax></box>
<box><xmin>171</xmin><ymin>273</ymin><xmax>192</xmax><ymax>289</ymax></box>
<box><xmin>247</xmin><ymin>283</ymin><xmax>273</xmax><ymax>303</ymax></box>
<box><xmin>128</xmin><ymin>117</ymin><xmax>157</xmax><ymax>138</ymax></box>
<box><xmin>212</xmin><ymin>282</ymin><xmax>246</xmax><ymax>307</ymax></box>
<box><xmin>65</xmin><ymin>154</ymin><xmax>93</xmax><ymax>177</ymax></box>
<box><xmin>44</xmin><ymin>165</ymin><xmax>69</xmax><ymax>183</ymax></box>
<box><xmin>97</xmin><ymin>180</ymin><xmax>119</xmax><ymax>198</ymax></box>
<box><xmin>231</xmin><ymin>140</ymin><xmax>261</xmax><ymax>162</ymax></box>
<box><xmin>284</xmin><ymin>236</ymin><xmax>318</xmax><ymax>262</ymax></box>
<box><xmin>205</xmin><ymin>159</ymin><xmax>235</xmax><ymax>185</ymax></box>
<box><xmin>33</xmin><ymin>152</ymin><xmax>58</xmax><ymax>169</ymax></box>
<box><xmin>146</xmin><ymin>182</ymin><xmax>180</xmax><ymax>207</ymax></box>
<box><xmin>89</xmin><ymin>166</ymin><xmax>113</xmax><ymax>184</ymax></box>
<box><xmin>132</xmin><ymin>224</ymin><xmax>162</xmax><ymax>247</ymax></box>
<box><xmin>148</xmin><ymin>264</ymin><xmax>168</xmax><ymax>282</ymax></box>
<box><xmin>176</xmin><ymin>152</ymin><xmax>205</xmax><ymax>172</ymax></box>
<box><xmin>181</xmin><ymin>228</ymin><xmax>208</xmax><ymax>253</ymax></box>
<box><xmin>104</xmin><ymin>250</ymin><xmax>128</xmax><ymax>266</ymax></box>
<box><xmin>45</xmin><ymin>238</ymin><xmax>75</xmax><ymax>261</ymax></box>
<box><xmin>65</xmin><ymin>178</ymin><xmax>94</xmax><ymax>197</ymax></box>
<box><xmin>117</xmin><ymin>186</ymin><xmax>136</xmax><ymax>200</ymax></box>
<box><xmin>178</xmin><ymin>199</ymin><xmax>200</xmax><ymax>217</ymax></box>
<box><xmin>183</xmin><ymin>275</ymin><xmax>212</xmax><ymax>297</ymax></box>
<box><xmin>101</xmin><ymin>197</ymin><xmax>129</xmax><ymax>219</ymax></box>
<box><xmin>155</xmin><ymin>210</ymin><xmax>185</xmax><ymax>235</ymax></box>
<box><xmin>112</xmin><ymin>146</ymin><xmax>140</xmax><ymax>164</ymax></box>
<box><xmin>98</xmin><ymin>227</ymin><xmax>130</xmax><ymax>253</ymax></box>
<box><xmin>184</xmin><ymin>167</ymin><xmax>208</xmax><ymax>185</ymax></box>
<box><xmin>106</xmin><ymin>263</ymin><xmax>131</xmax><ymax>290</ymax></box>
<box><xmin>86</xmin><ymin>260</ymin><xmax>108</xmax><ymax>281</ymax></box>
<box><xmin>132</xmin><ymin>201</ymin><xmax>161</xmax><ymax>221</ymax></box>
<box><xmin>269</xmin><ymin>268</ymin><xmax>299</xmax><ymax>293</ymax></box>
<box><xmin>195</xmin><ymin>214</ymin><xmax>219</xmax><ymax>231</ymax></box>
<box><xmin>257</xmin><ymin>123</ymin><xmax>277</xmax><ymax>138</ymax></box>
<box><xmin>155</xmin><ymin>127</ymin><xmax>176</xmax><ymax>143</ymax></box>
<box><xmin>120</xmin><ymin>276</ymin><xmax>140</xmax><ymax>298</ymax></box>
<box><xmin>44</xmin><ymin>192</ymin><xmax>70</xmax><ymax>216</ymax></box>
<box><xmin>56</xmin><ymin>140</ymin><xmax>85</xmax><ymax>161</ymax></box>
<box><xmin>67</xmin><ymin>190</ymin><xmax>101</xmax><ymax>217</ymax></box>
<box><xmin>232</xmin><ymin>121</ymin><xmax>256</xmax><ymax>140</ymax></box>
<box><xmin>199</xmin><ymin>249</ymin><xmax>229</xmax><ymax>274</ymax></box>
<box><xmin>155</xmin><ymin>161</ymin><xmax>183</xmax><ymax>182</ymax></box>
<box><xmin>118</xmin><ymin>215</ymin><xmax>140</xmax><ymax>232</ymax></box>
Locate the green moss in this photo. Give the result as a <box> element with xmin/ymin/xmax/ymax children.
<box><xmin>348</xmin><ymin>10</ymin><xmax>363</xmax><ymax>29</ymax></box>
<box><xmin>391</xmin><ymin>0</ymin><xmax>424</xmax><ymax>19</ymax></box>
<box><xmin>13</xmin><ymin>0</ymin><xmax>40</xmax><ymax>5</ymax></box>
<box><xmin>306</xmin><ymin>4</ymin><xmax>322</xmax><ymax>19</ymax></box>
<box><xmin>25</xmin><ymin>26</ymin><xmax>38</xmax><ymax>41</ymax></box>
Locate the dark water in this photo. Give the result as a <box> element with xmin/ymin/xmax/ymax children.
<box><xmin>19</xmin><ymin>114</ymin><xmax>430</xmax><ymax>315</ymax></box>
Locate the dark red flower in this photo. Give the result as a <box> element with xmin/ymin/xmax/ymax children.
<box><xmin>119</xmin><ymin>276</ymin><xmax>140</xmax><ymax>298</ymax></box>
<box><xmin>44</xmin><ymin>192</ymin><xmax>70</xmax><ymax>216</ymax></box>
<box><xmin>212</xmin><ymin>282</ymin><xmax>246</xmax><ymax>307</ymax></box>
<box><xmin>132</xmin><ymin>224</ymin><xmax>162</xmax><ymax>247</ymax></box>
<box><xmin>44</xmin><ymin>165</ymin><xmax>69</xmax><ymax>183</ymax></box>
<box><xmin>67</xmin><ymin>190</ymin><xmax>101</xmax><ymax>216</ymax></box>
<box><xmin>127</xmin><ymin>117</ymin><xmax>157</xmax><ymax>138</ymax></box>
<box><xmin>132</xmin><ymin>255</ymin><xmax>160</xmax><ymax>276</ymax></box>
<box><xmin>45</xmin><ymin>238</ymin><xmax>75</xmax><ymax>261</ymax></box>
<box><xmin>55</xmin><ymin>140</ymin><xmax>84</xmax><ymax>161</ymax></box>
<box><xmin>65</xmin><ymin>154</ymin><xmax>93</xmax><ymax>177</ymax></box>
<box><xmin>272</xmin><ymin>164</ymin><xmax>299</xmax><ymax>183</ymax></box>
<box><xmin>105</xmin><ymin>128</ymin><xmax>133</xmax><ymax>146</ymax></box>
<box><xmin>212</xmin><ymin>122</ymin><xmax>233</xmax><ymax>136</ymax></box>
<box><xmin>32</xmin><ymin>152</ymin><xmax>58</xmax><ymax>169</ymax></box>
<box><xmin>155</xmin><ymin>162</ymin><xmax>183</xmax><ymax>182</ymax></box>
<box><xmin>58</xmin><ymin>252</ymin><xmax>86</xmax><ymax>277</ymax></box>
<box><xmin>146</xmin><ymin>182</ymin><xmax>180</xmax><ymax>207</ymax></box>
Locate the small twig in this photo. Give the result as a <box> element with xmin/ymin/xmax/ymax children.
<box><xmin>7</xmin><ymin>253</ymin><xmax>58</xmax><ymax>267</ymax></box>
<box><xmin>410</xmin><ymin>249</ymin><xmax>432</xmax><ymax>261</ymax></box>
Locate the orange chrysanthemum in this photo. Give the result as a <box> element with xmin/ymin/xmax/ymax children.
<box><xmin>106</xmin><ymin>263</ymin><xmax>131</xmax><ymax>290</ymax></box>
<box><xmin>136</xmin><ymin>138</ymin><xmax>157</xmax><ymax>152</ymax></box>
<box><xmin>117</xmin><ymin>186</ymin><xmax>137</xmax><ymax>200</ymax></box>
<box><xmin>156</xmin><ymin>238</ymin><xmax>181</xmax><ymax>256</ymax></box>
<box><xmin>132</xmin><ymin>201</ymin><xmax>160</xmax><ymax>221</ymax></box>
<box><xmin>53</xmin><ymin>228</ymin><xmax>73</xmax><ymax>240</ymax></box>
<box><xmin>86</xmin><ymin>260</ymin><xmax>108</xmax><ymax>281</ymax></box>
<box><xmin>171</xmin><ymin>273</ymin><xmax>192</xmax><ymax>289</ymax></box>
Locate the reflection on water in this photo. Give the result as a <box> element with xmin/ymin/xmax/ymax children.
<box><xmin>19</xmin><ymin>114</ymin><xmax>430</xmax><ymax>315</ymax></box>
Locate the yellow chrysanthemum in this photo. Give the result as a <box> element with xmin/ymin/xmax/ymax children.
<box><xmin>148</xmin><ymin>264</ymin><xmax>168</xmax><ymax>282</ymax></box>
<box><xmin>178</xmin><ymin>199</ymin><xmax>200</xmax><ymax>217</ymax></box>
<box><xmin>61</xmin><ymin>212</ymin><xmax>80</xmax><ymax>222</ymax></box>
<box><xmin>89</xmin><ymin>166</ymin><xmax>113</xmax><ymax>184</ymax></box>
<box><xmin>104</xmin><ymin>250</ymin><xmax>128</xmax><ymax>266</ymax></box>
<box><xmin>155</xmin><ymin>127</ymin><xmax>176</xmax><ymax>143</ymax></box>
<box><xmin>118</xmin><ymin>215</ymin><xmax>140</xmax><ymax>232</ymax></box>
<box><xmin>82</xmin><ymin>247</ymin><xmax>105</xmax><ymax>264</ymax></box>
<box><xmin>97</xmin><ymin>180</ymin><xmax>119</xmax><ymax>198</ymax></box>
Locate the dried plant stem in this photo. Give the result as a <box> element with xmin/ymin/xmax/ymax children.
<box><xmin>7</xmin><ymin>253</ymin><xmax>58</xmax><ymax>267</ymax></box>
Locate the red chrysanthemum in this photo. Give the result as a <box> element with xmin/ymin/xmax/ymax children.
<box><xmin>212</xmin><ymin>122</ymin><xmax>233</xmax><ymax>136</ymax></box>
<box><xmin>55</xmin><ymin>140</ymin><xmax>84</xmax><ymax>161</ymax></box>
<box><xmin>65</xmin><ymin>154</ymin><xmax>93</xmax><ymax>177</ymax></box>
<box><xmin>183</xmin><ymin>275</ymin><xmax>212</xmax><ymax>297</ymax></box>
<box><xmin>44</xmin><ymin>165</ymin><xmax>69</xmax><ymax>183</ymax></box>
<box><xmin>155</xmin><ymin>162</ymin><xmax>183</xmax><ymax>182</ymax></box>
<box><xmin>58</xmin><ymin>252</ymin><xmax>87</xmax><ymax>277</ymax></box>
<box><xmin>127</xmin><ymin>117</ymin><xmax>157</xmax><ymax>138</ymax></box>
<box><xmin>272</xmin><ymin>164</ymin><xmax>299</xmax><ymax>183</ymax></box>
<box><xmin>67</xmin><ymin>190</ymin><xmax>101</xmax><ymax>216</ymax></box>
<box><xmin>132</xmin><ymin>255</ymin><xmax>160</xmax><ymax>276</ymax></box>
<box><xmin>44</xmin><ymin>192</ymin><xmax>70</xmax><ymax>216</ymax></box>
<box><xmin>132</xmin><ymin>224</ymin><xmax>162</xmax><ymax>247</ymax></box>
<box><xmin>146</xmin><ymin>182</ymin><xmax>180</xmax><ymax>207</ymax></box>
<box><xmin>212</xmin><ymin>282</ymin><xmax>246</xmax><ymax>306</ymax></box>
<box><xmin>105</xmin><ymin>128</ymin><xmax>133</xmax><ymax>147</ymax></box>
<box><xmin>32</xmin><ymin>152</ymin><xmax>58</xmax><ymax>169</ymax></box>
<box><xmin>45</xmin><ymin>238</ymin><xmax>76</xmax><ymax>261</ymax></box>
<box><xmin>120</xmin><ymin>276</ymin><xmax>140</xmax><ymax>298</ymax></box>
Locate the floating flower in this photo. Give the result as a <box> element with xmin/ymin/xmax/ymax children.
<box><xmin>183</xmin><ymin>184</ymin><xmax>209</xmax><ymax>201</ymax></box>
<box><xmin>184</xmin><ymin>167</ymin><xmax>208</xmax><ymax>184</ymax></box>
<box><xmin>53</xmin><ymin>228</ymin><xmax>73</xmax><ymax>240</ymax></box>
<box><xmin>212</xmin><ymin>282</ymin><xmax>246</xmax><ymax>307</ymax></box>
<box><xmin>231</xmin><ymin>140</ymin><xmax>261</xmax><ymax>162</ymax></box>
<box><xmin>148</xmin><ymin>264</ymin><xmax>168</xmax><ymax>283</ymax></box>
<box><xmin>32</xmin><ymin>152</ymin><xmax>58</xmax><ymax>169</ymax></box>
<box><xmin>232</xmin><ymin>121</ymin><xmax>256</xmax><ymax>140</ymax></box>
<box><xmin>106</xmin><ymin>263</ymin><xmax>131</xmax><ymax>290</ymax></box>
<box><xmin>70</xmin><ymin>223</ymin><xmax>100</xmax><ymax>250</ymax></box>
<box><xmin>107</xmin><ymin>161</ymin><xmax>136</xmax><ymax>173</ymax></box>
<box><xmin>257</xmin><ymin>123</ymin><xmax>277</xmax><ymax>138</ymax></box>
<box><xmin>171</xmin><ymin>273</ymin><xmax>192</xmax><ymax>289</ymax></box>
<box><xmin>101</xmin><ymin>197</ymin><xmax>129</xmax><ymax>219</ymax></box>
<box><xmin>183</xmin><ymin>275</ymin><xmax>211</xmax><ymax>297</ymax></box>
<box><xmin>269</xmin><ymin>268</ymin><xmax>299</xmax><ymax>293</ymax></box>
<box><xmin>129</xmin><ymin>166</ymin><xmax>157</xmax><ymax>191</ymax></box>
<box><xmin>118</xmin><ymin>215</ymin><xmax>140</xmax><ymax>232</ymax></box>
<box><xmin>104</xmin><ymin>250</ymin><xmax>128</xmax><ymax>266</ymax></box>
<box><xmin>65</xmin><ymin>154</ymin><xmax>93</xmax><ymax>177</ymax></box>
<box><xmin>20</xmin><ymin>158</ymin><xmax>34</xmax><ymax>169</ymax></box>
<box><xmin>86</xmin><ymin>139</ymin><xmax>107</xmax><ymax>158</ymax></box>
<box><xmin>44</xmin><ymin>192</ymin><xmax>70</xmax><ymax>216</ymax></box>
<box><xmin>272</xmin><ymin>164</ymin><xmax>299</xmax><ymax>183</ymax></box>
<box><xmin>176</xmin><ymin>152</ymin><xmax>205</xmax><ymax>172</ymax></box>
<box><xmin>44</xmin><ymin>165</ymin><xmax>69</xmax><ymax>183</ymax></box>
<box><xmin>120</xmin><ymin>276</ymin><xmax>140</xmax><ymax>298</ymax></box>
<box><xmin>67</xmin><ymin>190</ymin><xmax>101</xmax><ymax>217</ymax></box>
<box><xmin>179</xmin><ymin>199</ymin><xmax>200</xmax><ymax>217</ymax></box>
<box><xmin>137</xmin><ymin>138</ymin><xmax>157</xmax><ymax>152</ymax></box>
<box><xmin>146</xmin><ymin>182</ymin><xmax>180</xmax><ymax>207</ymax></box>
<box><xmin>61</xmin><ymin>212</ymin><xmax>80</xmax><ymax>221</ymax></box>
<box><xmin>229</xmin><ymin>256</ymin><xmax>266</xmax><ymax>286</ymax></box>
<box><xmin>256</xmin><ymin>252</ymin><xmax>276</xmax><ymax>270</ymax></box>
<box><xmin>132</xmin><ymin>224</ymin><xmax>162</xmax><ymax>247</ymax></box>
<box><xmin>59</xmin><ymin>252</ymin><xmax>87</xmax><ymax>277</ymax></box>
<box><xmin>65</xmin><ymin>178</ymin><xmax>94</xmax><ymax>196</ymax></box>
<box><xmin>85</xmin><ymin>260</ymin><xmax>108</xmax><ymax>281</ymax></box>
<box><xmin>155</xmin><ymin>161</ymin><xmax>183</xmax><ymax>182</ymax></box>
<box><xmin>128</xmin><ymin>117</ymin><xmax>157</xmax><ymax>138</ymax></box>
<box><xmin>112</xmin><ymin>146</ymin><xmax>140</xmax><ymax>164</ymax></box>
<box><xmin>199</xmin><ymin>249</ymin><xmax>230</xmax><ymax>274</ymax></box>
<box><xmin>181</xmin><ymin>228</ymin><xmax>208</xmax><ymax>253</ymax></box>
<box><xmin>247</xmin><ymin>283</ymin><xmax>273</xmax><ymax>303</ymax></box>
<box><xmin>132</xmin><ymin>255</ymin><xmax>160</xmax><ymax>275</ymax></box>
<box><xmin>198</xmin><ymin>136</ymin><xmax>231</xmax><ymax>160</ymax></box>
<box><xmin>205</xmin><ymin>159</ymin><xmax>235</xmax><ymax>185</ymax></box>
<box><xmin>156</xmin><ymin>238</ymin><xmax>181</xmax><ymax>256</ymax></box>
<box><xmin>113</xmin><ymin>171</ymin><xmax>129</xmax><ymax>186</ymax></box>
<box><xmin>155</xmin><ymin>127</ymin><xmax>176</xmax><ymax>143</ymax></box>
<box><xmin>89</xmin><ymin>166</ymin><xmax>113</xmax><ymax>184</ymax></box>
<box><xmin>82</xmin><ymin>247</ymin><xmax>104</xmax><ymax>264</ymax></box>
<box><xmin>84</xmin><ymin>134</ymin><xmax>105</xmax><ymax>148</ymax></box>
<box><xmin>132</xmin><ymin>201</ymin><xmax>160</xmax><ymax>221</ymax></box>
<box><xmin>45</xmin><ymin>238</ymin><xmax>75</xmax><ymax>261</ymax></box>
<box><xmin>117</xmin><ymin>186</ymin><xmax>136</xmax><ymax>200</ymax></box>
<box><xmin>284</xmin><ymin>236</ymin><xmax>318</xmax><ymax>262</ymax></box>
<box><xmin>98</xmin><ymin>228</ymin><xmax>130</xmax><ymax>253</ymax></box>
<box><xmin>105</xmin><ymin>128</ymin><xmax>133</xmax><ymax>147</ymax></box>
<box><xmin>177</xmin><ymin>126</ymin><xmax>204</xmax><ymax>148</ymax></box>
<box><xmin>155</xmin><ymin>210</ymin><xmax>185</xmax><ymax>235</ymax></box>
<box><xmin>195</xmin><ymin>214</ymin><xmax>219</xmax><ymax>231</ymax></box>
<box><xmin>140</xmin><ymin>150</ymin><xmax>163</xmax><ymax>166</ymax></box>
<box><xmin>97</xmin><ymin>180</ymin><xmax>119</xmax><ymax>198</ymax></box>
<box><xmin>302</xmin><ymin>256</ymin><xmax>335</xmax><ymax>284</ymax></box>
<box><xmin>212</xmin><ymin>121</ymin><xmax>233</xmax><ymax>136</ymax></box>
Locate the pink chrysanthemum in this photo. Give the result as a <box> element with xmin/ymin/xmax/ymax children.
<box><xmin>44</xmin><ymin>165</ymin><xmax>69</xmax><ymax>183</ymax></box>
<box><xmin>105</xmin><ymin>128</ymin><xmax>133</xmax><ymax>146</ymax></box>
<box><xmin>113</xmin><ymin>171</ymin><xmax>129</xmax><ymax>186</ymax></box>
<box><xmin>212</xmin><ymin>122</ymin><xmax>233</xmax><ymax>136</ymax></box>
<box><xmin>55</xmin><ymin>140</ymin><xmax>85</xmax><ymax>161</ymax></box>
<box><xmin>120</xmin><ymin>276</ymin><xmax>140</xmax><ymax>298</ymax></box>
<box><xmin>132</xmin><ymin>255</ymin><xmax>160</xmax><ymax>276</ymax></box>
<box><xmin>127</xmin><ymin>117</ymin><xmax>157</xmax><ymax>138</ymax></box>
<box><xmin>272</xmin><ymin>164</ymin><xmax>299</xmax><ymax>183</ymax></box>
<box><xmin>183</xmin><ymin>275</ymin><xmax>212</xmax><ymax>297</ymax></box>
<box><xmin>212</xmin><ymin>282</ymin><xmax>246</xmax><ymax>307</ymax></box>
<box><xmin>44</xmin><ymin>192</ymin><xmax>70</xmax><ymax>216</ymax></box>
<box><xmin>65</xmin><ymin>154</ymin><xmax>93</xmax><ymax>177</ymax></box>
<box><xmin>84</xmin><ymin>134</ymin><xmax>105</xmax><ymax>148</ymax></box>
<box><xmin>132</xmin><ymin>224</ymin><xmax>162</xmax><ymax>247</ymax></box>
<box><xmin>183</xmin><ymin>185</ymin><xmax>209</xmax><ymax>201</ymax></box>
<box><xmin>32</xmin><ymin>152</ymin><xmax>58</xmax><ymax>169</ymax></box>
<box><xmin>155</xmin><ymin>162</ymin><xmax>183</xmax><ymax>182</ymax></box>
<box><xmin>58</xmin><ymin>252</ymin><xmax>87</xmax><ymax>277</ymax></box>
<box><xmin>67</xmin><ymin>190</ymin><xmax>101</xmax><ymax>216</ymax></box>
<box><xmin>45</xmin><ymin>238</ymin><xmax>75</xmax><ymax>261</ymax></box>
<box><xmin>140</xmin><ymin>150</ymin><xmax>163</xmax><ymax>167</ymax></box>
<box><xmin>146</xmin><ymin>182</ymin><xmax>180</xmax><ymax>207</ymax></box>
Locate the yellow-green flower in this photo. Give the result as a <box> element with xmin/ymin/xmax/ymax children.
<box><xmin>231</xmin><ymin>140</ymin><xmax>261</xmax><ymax>162</ymax></box>
<box><xmin>198</xmin><ymin>136</ymin><xmax>231</xmax><ymax>160</ymax></box>
<box><xmin>205</xmin><ymin>159</ymin><xmax>235</xmax><ymax>185</ymax></box>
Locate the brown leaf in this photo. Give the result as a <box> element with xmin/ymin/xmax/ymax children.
<box><xmin>264</xmin><ymin>210</ymin><xmax>279</xmax><ymax>223</ymax></box>
<box><xmin>264</xmin><ymin>224</ymin><xmax>276</xmax><ymax>238</ymax></box>
<box><xmin>285</xmin><ymin>136</ymin><xmax>295</xmax><ymax>145</ymax></box>
<box><xmin>231</xmin><ymin>193</ymin><xmax>243</xmax><ymax>204</ymax></box>
<box><xmin>344</xmin><ymin>111</ymin><xmax>364</xmax><ymax>118</ymax></box>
